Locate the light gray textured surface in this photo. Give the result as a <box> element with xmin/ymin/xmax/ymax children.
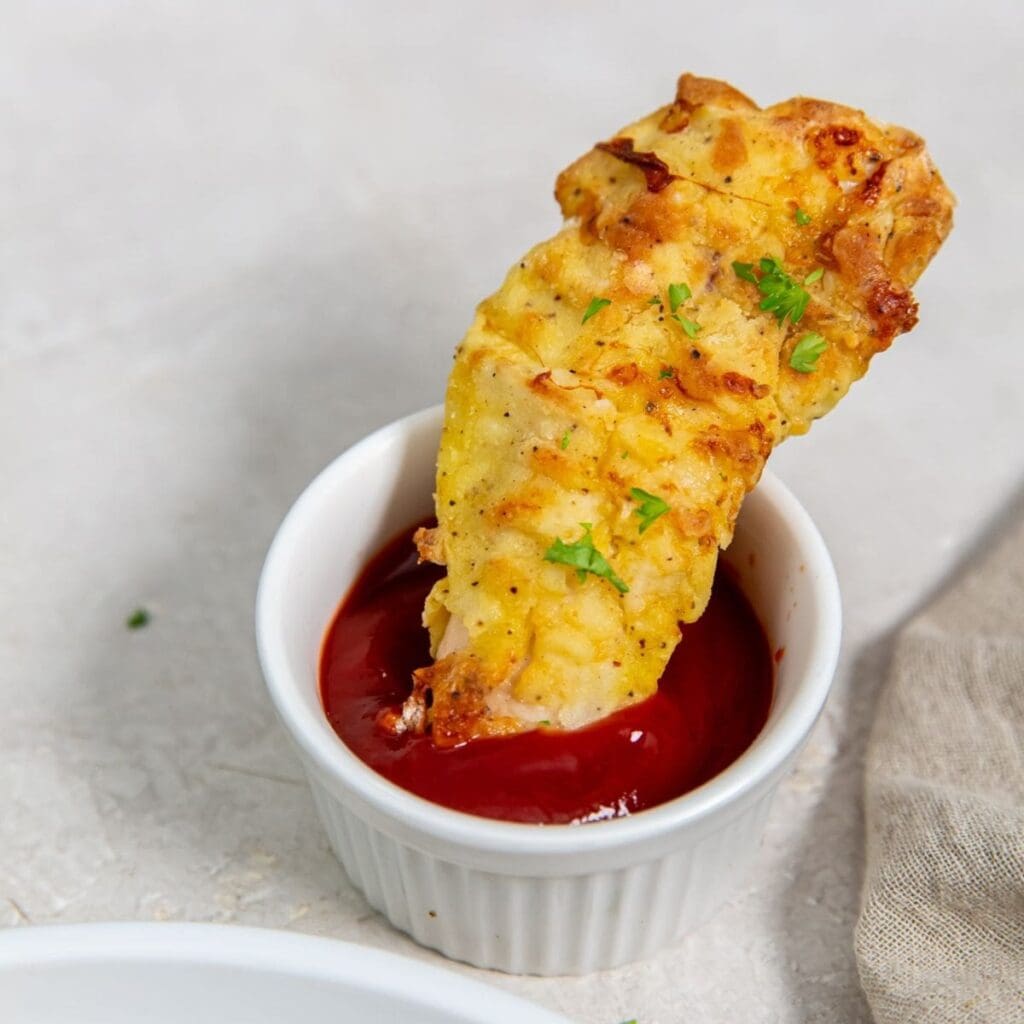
<box><xmin>2</xmin><ymin>2</ymin><xmax>1022</xmax><ymax>1021</ymax></box>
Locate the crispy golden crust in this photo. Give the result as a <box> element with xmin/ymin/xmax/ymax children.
<box><xmin>408</xmin><ymin>655</ymin><xmax>522</xmax><ymax>747</ymax></box>
<box><xmin>409</xmin><ymin>74</ymin><xmax>953</xmax><ymax>746</ymax></box>
<box><xmin>413</xmin><ymin>525</ymin><xmax>445</xmax><ymax>565</ymax></box>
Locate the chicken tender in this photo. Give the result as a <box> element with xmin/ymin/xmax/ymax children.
<box><xmin>401</xmin><ymin>74</ymin><xmax>953</xmax><ymax>746</ymax></box>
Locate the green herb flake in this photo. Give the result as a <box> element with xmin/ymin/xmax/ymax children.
<box><xmin>667</xmin><ymin>282</ymin><xmax>692</xmax><ymax>314</ymax></box>
<box><xmin>126</xmin><ymin>608</ymin><xmax>150</xmax><ymax>630</ymax></box>
<box><xmin>789</xmin><ymin>332</ymin><xmax>828</xmax><ymax>373</ymax></box>
<box><xmin>539</xmin><ymin>719</ymin><xmax>552</xmax><ymax>726</ymax></box>
<box><xmin>620</xmin><ymin>450</ymin><xmax>629</xmax><ymax>459</ymax></box>
<box><xmin>560</xmin><ymin>431</ymin><xmax>571</xmax><ymax>450</ymax></box>
<box><xmin>544</xmin><ymin>523</ymin><xmax>629</xmax><ymax>593</ymax></box>
<box><xmin>804</xmin><ymin>266</ymin><xmax>824</xmax><ymax>285</ymax></box>
<box><xmin>659</xmin><ymin>367</ymin><xmax>674</xmax><ymax>379</ymax></box>
<box><xmin>732</xmin><ymin>261</ymin><xmax>758</xmax><ymax>284</ymax></box>
<box><xmin>646</xmin><ymin>294</ymin><xmax>662</xmax><ymax>306</ymax></box>
<box><xmin>630</xmin><ymin>487</ymin><xmax>670</xmax><ymax>534</ymax></box>
<box><xmin>794</xmin><ymin>207</ymin><xmax>812</xmax><ymax>226</ymax></box>
<box><xmin>735</xmin><ymin>256</ymin><xmax>811</xmax><ymax>325</ymax></box>
<box><xmin>581</xmin><ymin>296</ymin><xmax>611</xmax><ymax>324</ymax></box>
<box><xmin>672</xmin><ymin>314</ymin><xmax>702</xmax><ymax>338</ymax></box>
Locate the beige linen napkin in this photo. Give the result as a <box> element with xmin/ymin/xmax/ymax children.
<box><xmin>856</xmin><ymin>509</ymin><xmax>1024</xmax><ymax>1021</ymax></box>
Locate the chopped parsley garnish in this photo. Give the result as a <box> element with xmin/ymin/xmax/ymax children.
<box><xmin>560</xmin><ymin>431</ymin><xmax>571</xmax><ymax>450</ymax></box>
<box><xmin>659</xmin><ymin>367</ymin><xmax>674</xmax><ymax>379</ymax></box>
<box><xmin>620</xmin><ymin>450</ymin><xmax>629</xmax><ymax>459</ymax></box>
<box><xmin>658</xmin><ymin>281</ymin><xmax>701</xmax><ymax>336</ymax></box>
<box><xmin>804</xmin><ymin>266</ymin><xmax>824</xmax><ymax>285</ymax></box>
<box><xmin>733</xmin><ymin>256</ymin><xmax>811</xmax><ymax>325</ymax></box>
<box><xmin>789</xmin><ymin>332</ymin><xmax>827</xmax><ymax>373</ymax></box>
<box><xmin>630</xmin><ymin>487</ymin><xmax>670</xmax><ymax>534</ymax></box>
<box><xmin>544</xmin><ymin>523</ymin><xmax>628</xmax><ymax>594</ymax></box>
<box><xmin>647</xmin><ymin>294</ymin><xmax>662</xmax><ymax>305</ymax></box>
<box><xmin>732</xmin><ymin>260</ymin><xmax>758</xmax><ymax>283</ymax></box>
<box><xmin>672</xmin><ymin>314</ymin><xmax>701</xmax><ymax>338</ymax></box>
<box><xmin>794</xmin><ymin>207</ymin><xmax>812</xmax><ymax>226</ymax></box>
<box><xmin>126</xmin><ymin>607</ymin><xmax>150</xmax><ymax>630</ymax></box>
<box><xmin>667</xmin><ymin>282</ymin><xmax>692</xmax><ymax>313</ymax></box>
<box><xmin>581</xmin><ymin>296</ymin><xmax>611</xmax><ymax>324</ymax></box>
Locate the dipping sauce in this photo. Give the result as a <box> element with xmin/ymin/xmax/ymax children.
<box><xmin>320</xmin><ymin>521</ymin><xmax>773</xmax><ymax>824</ymax></box>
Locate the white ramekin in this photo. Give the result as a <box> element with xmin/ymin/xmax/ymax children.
<box><xmin>256</xmin><ymin>405</ymin><xmax>841</xmax><ymax>975</ymax></box>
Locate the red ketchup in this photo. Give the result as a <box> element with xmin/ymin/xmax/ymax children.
<box><xmin>320</xmin><ymin>521</ymin><xmax>773</xmax><ymax>824</ymax></box>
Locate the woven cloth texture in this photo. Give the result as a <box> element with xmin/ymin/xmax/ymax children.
<box><xmin>856</xmin><ymin>511</ymin><xmax>1024</xmax><ymax>1022</ymax></box>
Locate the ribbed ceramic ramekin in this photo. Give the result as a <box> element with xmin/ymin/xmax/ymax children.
<box><xmin>256</xmin><ymin>405</ymin><xmax>841</xmax><ymax>975</ymax></box>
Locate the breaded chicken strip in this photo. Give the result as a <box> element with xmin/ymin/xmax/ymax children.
<box><xmin>397</xmin><ymin>74</ymin><xmax>953</xmax><ymax>746</ymax></box>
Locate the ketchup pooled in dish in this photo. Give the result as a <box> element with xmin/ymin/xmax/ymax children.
<box><xmin>319</xmin><ymin>521</ymin><xmax>773</xmax><ymax>824</ymax></box>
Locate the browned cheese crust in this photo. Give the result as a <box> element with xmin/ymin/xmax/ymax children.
<box><xmin>405</xmin><ymin>74</ymin><xmax>953</xmax><ymax>746</ymax></box>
